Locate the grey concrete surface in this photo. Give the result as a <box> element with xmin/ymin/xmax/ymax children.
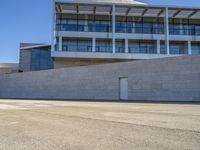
<box><xmin>0</xmin><ymin>55</ymin><xmax>200</xmax><ymax>101</ymax></box>
<box><xmin>0</xmin><ymin>100</ymin><xmax>200</xmax><ymax>150</ymax></box>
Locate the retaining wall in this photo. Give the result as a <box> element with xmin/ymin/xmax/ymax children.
<box><xmin>0</xmin><ymin>55</ymin><xmax>200</xmax><ymax>101</ymax></box>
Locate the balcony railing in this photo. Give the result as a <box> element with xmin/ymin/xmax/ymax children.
<box><xmin>56</xmin><ymin>23</ymin><xmax>200</xmax><ymax>36</ymax></box>
<box><xmin>129</xmin><ymin>46</ymin><xmax>157</xmax><ymax>54</ymax></box>
<box><xmin>115</xmin><ymin>46</ymin><xmax>125</xmax><ymax>53</ymax></box>
<box><xmin>53</xmin><ymin>44</ymin><xmax>200</xmax><ymax>55</ymax></box>
<box><xmin>57</xmin><ymin>24</ymin><xmax>111</xmax><ymax>32</ymax></box>
<box><xmin>56</xmin><ymin>44</ymin><xmax>125</xmax><ymax>53</ymax></box>
<box><xmin>62</xmin><ymin>44</ymin><xmax>92</xmax><ymax>52</ymax></box>
<box><xmin>56</xmin><ymin>24</ymin><xmax>164</xmax><ymax>34</ymax></box>
<box><xmin>169</xmin><ymin>28</ymin><xmax>200</xmax><ymax>36</ymax></box>
<box><xmin>96</xmin><ymin>46</ymin><xmax>112</xmax><ymax>53</ymax></box>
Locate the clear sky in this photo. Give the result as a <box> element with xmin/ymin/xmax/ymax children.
<box><xmin>0</xmin><ymin>0</ymin><xmax>200</xmax><ymax>63</ymax></box>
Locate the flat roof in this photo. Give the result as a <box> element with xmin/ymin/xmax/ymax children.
<box><xmin>55</xmin><ymin>0</ymin><xmax>145</xmax><ymax>5</ymax></box>
<box><xmin>20</xmin><ymin>43</ymin><xmax>51</xmax><ymax>50</ymax></box>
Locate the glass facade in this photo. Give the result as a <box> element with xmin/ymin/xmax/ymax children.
<box><xmin>169</xmin><ymin>42</ymin><xmax>188</xmax><ymax>54</ymax></box>
<box><xmin>160</xmin><ymin>41</ymin><xmax>167</xmax><ymax>54</ymax></box>
<box><xmin>56</xmin><ymin>14</ymin><xmax>200</xmax><ymax>36</ymax></box>
<box><xmin>96</xmin><ymin>39</ymin><xmax>112</xmax><ymax>53</ymax></box>
<box><xmin>169</xmin><ymin>19</ymin><xmax>200</xmax><ymax>36</ymax></box>
<box><xmin>54</xmin><ymin>13</ymin><xmax>200</xmax><ymax>55</ymax></box>
<box><xmin>56</xmin><ymin>38</ymin><xmax>200</xmax><ymax>55</ymax></box>
<box><xmin>129</xmin><ymin>40</ymin><xmax>157</xmax><ymax>54</ymax></box>
<box><xmin>62</xmin><ymin>39</ymin><xmax>92</xmax><ymax>52</ymax></box>
<box><xmin>56</xmin><ymin>14</ymin><xmax>111</xmax><ymax>33</ymax></box>
<box><xmin>116</xmin><ymin>40</ymin><xmax>125</xmax><ymax>53</ymax></box>
<box><xmin>192</xmin><ymin>43</ymin><xmax>200</xmax><ymax>54</ymax></box>
<box><xmin>31</xmin><ymin>48</ymin><xmax>54</xmax><ymax>71</ymax></box>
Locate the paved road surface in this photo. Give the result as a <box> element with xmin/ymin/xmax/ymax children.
<box><xmin>0</xmin><ymin>100</ymin><xmax>199</xmax><ymax>150</ymax></box>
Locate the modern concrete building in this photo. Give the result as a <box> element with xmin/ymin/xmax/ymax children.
<box><xmin>3</xmin><ymin>0</ymin><xmax>200</xmax><ymax>101</ymax></box>
<box><xmin>51</xmin><ymin>0</ymin><xmax>200</xmax><ymax>68</ymax></box>
<box><xmin>19</xmin><ymin>0</ymin><xmax>200</xmax><ymax>71</ymax></box>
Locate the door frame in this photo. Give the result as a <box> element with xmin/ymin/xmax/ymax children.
<box><xmin>119</xmin><ymin>77</ymin><xmax>128</xmax><ymax>100</ymax></box>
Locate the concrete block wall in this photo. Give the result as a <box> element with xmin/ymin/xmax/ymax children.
<box><xmin>0</xmin><ymin>55</ymin><xmax>200</xmax><ymax>101</ymax></box>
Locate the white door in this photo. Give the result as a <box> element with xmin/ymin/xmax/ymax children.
<box><xmin>119</xmin><ymin>78</ymin><xmax>128</xmax><ymax>100</ymax></box>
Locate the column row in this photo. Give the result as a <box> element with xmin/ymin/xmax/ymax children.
<box><xmin>58</xmin><ymin>37</ymin><xmax>195</xmax><ymax>55</ymax></box>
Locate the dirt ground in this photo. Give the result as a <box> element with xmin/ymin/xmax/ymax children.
<box><xmin>0</xmin><ymin>100</ymin><xmax>199</xmax><ymax>150</ymax></box>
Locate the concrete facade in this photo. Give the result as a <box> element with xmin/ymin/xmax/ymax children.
<box><xmin>54</xmin><ymin>58</ymin><xmax>129</xmax><ymax>68</ymax></box>
<box><xmin>0</xmin><ymin>55</ymin><xmax>200</xmax><ymax>101</ymax></box>
<box><xmin>52</xmin><ymin>0</ymin><xmax>200</xmax><ymax>63</ymax></box>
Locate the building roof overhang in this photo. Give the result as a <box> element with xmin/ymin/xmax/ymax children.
<box><xmin>20</xmin><ymin>44</ymin><xmax>51</xmax><ymax>50</ymax></box>
<box><xmin>55</xmin><ymin>0</ymin><xmax>200</xmax><ymax>19</ymax></box>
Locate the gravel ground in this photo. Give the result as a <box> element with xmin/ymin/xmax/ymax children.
<box><xmin>0</xmin><ymin>100</ymin><xmax>199</xmax><ymax>150</ymax></box>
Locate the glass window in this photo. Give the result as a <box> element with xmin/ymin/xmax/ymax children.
<box><xmin>116</xmin><ymin>40</ymin><xmax>125</xmax><ymax>53</ymax></box>
<box><xmin>116</xmin><ymin>21</ymin><xmax>126</xmax><ymax>33</ymax></box>
<box><xmin>62</xmin><ymin>39</ymin><xmax>92</xmax><ymax>52</ymax></box>
<box><xmin>31</xmin><ymin>48</ymin><xmax>54</xmax><ymax>71</ymax></box>
<box><xmin>129</xmin><ymin>41</ymin><xmax>156</xmax><ymax>54</ymax></box>
<box><xmin>96</xmin><ymin>40</ymin><xmax>112</xmax><ymax>53</ymax></box>
<box><xmin>135</xmin><ymin>22</ymin><xmax>143</xmax><ymax>33</ymax></box>
<box><xmin>195</xmin><ymin>25</ymin><xmax>200</xmax><ymax>35</ymax></box>
<box><xmin>191</xmin><ymin>43</ymin><xmax>200</xmax><ymax>54</ymax></box>
<box><xmin>170</xmin><ymin>43</ymin><xmax>187</xmax><ymax>54</ymax></box>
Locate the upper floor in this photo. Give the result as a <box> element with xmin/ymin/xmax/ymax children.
<box><xmin>52</xmin><ymin>0</ymin><xmax>200</xmax><ymax>59</ymax></box>
<box><xmin>54</xmin><ymin>0</ymin><xmax>200</xmax><ymax>36</ymax></box>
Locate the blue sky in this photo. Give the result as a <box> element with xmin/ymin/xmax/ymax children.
<box><xmin>0</xmin><ymin>0</ymin><xmax>200</xmax><ymax>63</ymax></box>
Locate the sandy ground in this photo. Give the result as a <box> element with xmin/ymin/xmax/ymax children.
<box><xmin>0</xmin><ymin>100</ymin><xmax>199</xmax><ymax>150</ymax></box>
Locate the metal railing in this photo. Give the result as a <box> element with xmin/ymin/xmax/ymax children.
<box><xmin>95</xmin><ymin>46</ymin><xmax>112</xmax><ymax>53</ymax></box>
<box><xmin>128</xmin><ymin>46</ymin><xmax>157</xmax><ymax>54</ymax></box>
<box><xmin>62</xmin><ymin>45</ymin><xmax>92</xmax><ymax>52</ymax></box>
<box><xmin>57</xmin><ymin>23</ymin><xmax>200</xmax><ymax>36</ymax></box>
<box><xmin>169</xmin><ymin>28</ymin><xmax>200</xmax><ymax>36</ymax></box>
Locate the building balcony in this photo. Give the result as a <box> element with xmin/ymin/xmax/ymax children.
<box><xmin>56</xmin><ymin>23</ymin><xmax>200</xmax><ymax>36</ymax></box>
<box><xmin>53</xmin><ymin>37</ymin><xmax>200</xmax><ymax>61</ymax></box>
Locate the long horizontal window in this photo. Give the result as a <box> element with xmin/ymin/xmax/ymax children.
<box><xmin>57</xmin><ymin>21</ymin><xmax>200</xmax><ymax>36</ymax></box>
<box><xmin>191</xmin><ymin>43</ymin><xmax>200</xmax><ymax>55</ymax></box>
<box><xmin>31</xmin><ymin>48</ymin><xmax>54</xmax><ymax>71</ymax></box>
<box><xmin>96</xmin><ymin>40</ymin><xmax>112</xmax><ymax>53</ymax></box>
<box><xmin>169</xmin><ymin>42</ymin><xmax>188</xmax><ymax>54</ymax></box>
<box><xmin>62</xmin><ymin>39</ymin><xmax>92</xmax><ymax>52</ymax></box>
<box><xmin>169</xmin><ymin>18</ymin><xmax>200</xmax><ymax>36</ymax></box>
<box><xmin>129</xmin><ymin>41</ymin><xmax>157</xmax><ymax>54</ymax></box>
<box><xmin>169</xmin><ymin>24</ymin><xmax>200</xmax><ymax>36</ymax></box>
<box><xmin>56</xmin><ymin>14</ymin><xmax>200</xmax><ymax>36</ymax></box>
<box><xmin>56</xmin><ymin>19</ymin><xmax>164</xmax><ymax>34</ymax></box>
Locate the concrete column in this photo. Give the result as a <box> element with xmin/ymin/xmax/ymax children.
<box><xmin>132</xmin><ymin>17</ymin><xmax>135</xmax><ymax>33</ymax></box>
<box><xmin>84</xmin><ymin>15</ymin><xmax>88</xmax><ymax>32</ymax></box>
<box><xmin>51</xmin><ymin>0</ymin><xmax>56</xmax><ymax>52</ymax></box>
<box><xmin>188</xmin><ymin>41</ymin><xmax>192</xmax><ymax>55</ymax></box>
<box><xmin>59</xmin><ymin>36</ymin><xmax>62</xmax><ymax>51</ymax></box>
<box><xmin>157</xmin><ymin>40</ymin><xmax>160</xmax><ymax>54</ymax></box>
<box><xmin>112</xmin><ymin>4</ymin><xmax>116</xmax><ymax>53</ymax></box>
<box><xmin>92</xmin><ymin>38</ymin><xmax>96</xmax><ymax>52</ymax></box>
<box><xmin>165</xmin><ymin>7</ymin><xmax>170</xmax><ymax>55</ymax></box>
<box><xmin>180</xmin><ymin>19</ymin><xmax>183</xmax><ymax>35</ymax></box>
<box><xmin>125</xmin><ymin>39</ymin><xmax>129</xmax><ymax>53</ymax></box>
